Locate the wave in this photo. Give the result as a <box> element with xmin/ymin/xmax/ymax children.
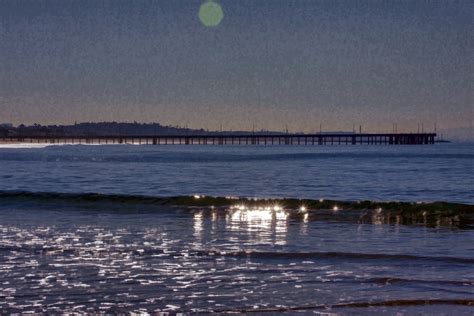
<box><xmin>210</xmin><ymin>250</ymin><xmax>474</xmax><ymax>264</ymax></box>
<box><xmin>0</xmin><ymin>190</ymin><xmax>472</xmax><ymax>223</ymax></box>
<box><xmin>1</xmin><ymin>244</ymin><xmax>472</xmax><ymax>265</ymax></box>
<box><xmin>165</xmin><ymin>249</ymin><xmax>474</xmax><ymax>264</ymax></box>
<box><xmin>0</xmin><ymin>191</ymin><xmax>472</xmax><ymax>230</ymax></box>
<box><xmin>207</xmin><ymin>299</ymin><xmax>474</xmax><ymax>313</ymax></box>
<box><xmin>0</xmin><ymin>190</ymin><xmax>177</xmax><ymax>205</ymax></box>
<box><xmin>367</xmin><ymin>277</ymin><xmax>474</xmax><ymax>286</ymax></box>
<box><xmin>0</xmin><ymin>190</ymin><xmax>472</xmax><ymax>207</ymax></box>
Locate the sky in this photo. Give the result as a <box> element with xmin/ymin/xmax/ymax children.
<box><xmin>0</xmin><ymin>0</ymin><xmax>472</xmax><ymax>133</ymax></box>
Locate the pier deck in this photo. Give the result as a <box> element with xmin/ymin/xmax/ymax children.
<box><xmin>1</xmin><ymin>133</ymin><xmax>436</xmax><ymax>145</ymax></box>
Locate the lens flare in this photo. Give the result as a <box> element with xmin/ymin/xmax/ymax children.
<box><xmin>199</xmin><ymin>1</ymin><xmax>224</xmax><ymax>27</ymax></box>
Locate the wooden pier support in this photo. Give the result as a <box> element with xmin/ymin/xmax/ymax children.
<box><xmin>1</xmin><ymin>133</ymin><xmax>437</xmax><ymax>146</ymax></box>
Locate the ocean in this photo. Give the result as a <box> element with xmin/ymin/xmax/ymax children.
<box><xmin>0</xmin><ymin>143</ymin><xmax>473</xmax><ymax>314</ymax></box>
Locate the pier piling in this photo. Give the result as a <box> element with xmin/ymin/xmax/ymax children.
<box><xmin>1</xmin><ymin>133</ymin><xmax>436</xmax><ymax>146</ymax></box>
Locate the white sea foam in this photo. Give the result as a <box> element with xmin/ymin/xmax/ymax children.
<box><xmin>0</xmin><ymin>143</ymin><xmax>58</xmax><ymax>149</ymax></box>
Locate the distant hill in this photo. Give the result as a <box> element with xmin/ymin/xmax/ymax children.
<box><xmin>2</xmin><ymin>122</ymin><xmax>284</xmax><ymax>137</ymax></box>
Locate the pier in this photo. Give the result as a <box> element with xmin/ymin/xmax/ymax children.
<box><xmin>1</xmin><ymin>133</ymin><xmax>436</xmax><ymax>145</ymax></box>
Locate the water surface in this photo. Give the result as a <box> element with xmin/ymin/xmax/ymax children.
<box><xmin>0</xmin><ymin>143</ymin><xmax>472</xmax><ymax>203</ymax></box>
<box><xmin>0</xmin><ymin>143</ymin><xmax>473</xmax><ymax>314</ymax></box>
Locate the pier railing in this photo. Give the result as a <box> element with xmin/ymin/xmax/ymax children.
<box><xmin>0</xmin><ymin>133</ymin><xmax>436</xmax><ymax>145</ymax></box>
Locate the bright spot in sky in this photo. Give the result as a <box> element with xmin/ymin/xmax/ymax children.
<box><xmin>199</xmin><ymin>1</ymin><xmax>224</xmax><ymax>27</ymax></box>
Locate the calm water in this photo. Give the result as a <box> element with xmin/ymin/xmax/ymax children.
<box><xmin>0</xmin><ymin>143</ymin><xmax>473</xmax><ymax>314</ymax></box>
<box><xmin>0</xmin><ymin>143</ymin><xmax>473</xmax><ymax>203</ymax></box>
